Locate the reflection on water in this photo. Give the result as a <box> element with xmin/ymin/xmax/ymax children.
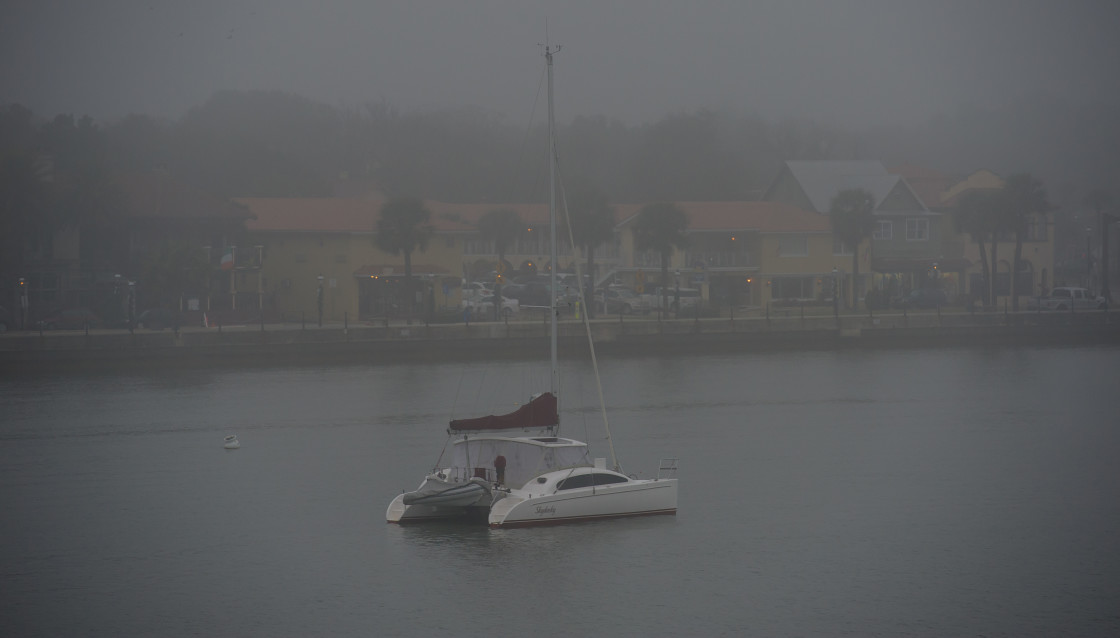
<box><xmin>2</xmin><ymin>346</ymin><xmax>1119</xmax><ymax>636</ymax></box>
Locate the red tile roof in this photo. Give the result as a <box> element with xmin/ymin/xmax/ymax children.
<box><xmin>240</xmin><ymin>198</ymin><xmax>625</xmax><ymax>233</ymax></box>
<box><xmin>617</xmin><ymin>201</ymin><xmax>829</xmax><ymax>233</ymax></box>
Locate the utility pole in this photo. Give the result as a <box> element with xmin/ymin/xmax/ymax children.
<box><xmin>1103</xmin><ymin>213</ymin><xmax>1116</xmax><ymax>303</ymax></box>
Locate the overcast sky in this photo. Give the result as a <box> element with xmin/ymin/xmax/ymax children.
<box><xmin>2</xmin><ymin>0</ymin><xmax>1117</xmax><ymax>129</ymax></box>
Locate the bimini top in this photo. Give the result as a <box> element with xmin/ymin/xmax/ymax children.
<box><xmin>449</xmin><ymin>392</ymin><xmax>558</xmax><ymax>432</ymax></box>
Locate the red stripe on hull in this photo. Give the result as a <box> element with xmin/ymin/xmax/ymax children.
<box><xmin>490</xmin><ymin>508</ymin><xmax>676</xmax><ymax>528</ymax></box>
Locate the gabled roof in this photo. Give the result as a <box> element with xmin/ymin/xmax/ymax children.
<box><xmin>767</xmin><ymin>160</ymin><xmax>927</xmax><ymax>213</ymax></box>
<box><xmin>616</xmin><ymin>201</ymin><xmax>829</xmax><ymax>233</ymax></box>
<box><xmin>888</xmin><ymin>164</ymin><xmax>958</xmax><ymax>210</ymax></box>
<box><xmin>118</xmin><ymin>172</ymin><xmax>252</xmax><ymax>222</ymax></box>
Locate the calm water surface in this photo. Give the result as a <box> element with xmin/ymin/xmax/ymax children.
<box><xmin>2</xmin><ymin>346</ymin><xmax>1119</xmax><ymax>637</ymax></box>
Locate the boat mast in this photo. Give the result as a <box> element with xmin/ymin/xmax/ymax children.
<box><xmin>547</xmin><ymin>45</ymin><xmax>559</xmax><ymax>406</ymax></box>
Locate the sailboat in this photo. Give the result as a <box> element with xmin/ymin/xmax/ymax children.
<box><xmin>386</xmin><ymin>47</ymin><xmax>678</xmax><ymax>528</ymax></box>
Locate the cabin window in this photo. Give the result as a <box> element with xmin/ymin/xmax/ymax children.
<box><xmin>556</xmin><ymin>473</ymin><xmax>629</xmax><ymax>490</ymax></box>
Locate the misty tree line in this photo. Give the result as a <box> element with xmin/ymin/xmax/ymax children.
<box><xmin>2</xmin><ymin>89</ymin><xmax>1118</xmax><ymax>252</ymax></box>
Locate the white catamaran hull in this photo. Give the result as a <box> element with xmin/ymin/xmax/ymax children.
<box><xmin>387</xmin><ymin>493</ymin><xmax>476</xmax><ymax>523</ymax></box>
<box><xmin>488</xmin><ymin>479</ymin><xmax>677</xmax><ymax>528</ymax></box>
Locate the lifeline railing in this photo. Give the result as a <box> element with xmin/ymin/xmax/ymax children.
<box><xmin>657</xmin><ymin>458</ymin><xmax>679</xmax><ymax>480</ymax></box>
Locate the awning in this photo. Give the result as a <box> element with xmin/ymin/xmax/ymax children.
<box><xmin>872</xmin><ymin>257</ymin><xmax>972</xmax><ymax>272</ymax></box>
<box><xmin>353</xmin><ymin>264</ymin><xmax>451</xmax><ymax>278</ymax></box>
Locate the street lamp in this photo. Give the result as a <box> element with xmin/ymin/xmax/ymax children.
<box><xmin>1086</xmin><ymin>227</ymin><xmax>1094</xmax><ymax>290</ymax></box>
<box><xmin>17</xmin><ymin>277</ymin><xmax>27</xmax><ymax>330</ymax></box>
<box><xmin>128</xmin><ymin>280</ymin><xmax>136</xmax><ymax>331</ymax></box>
<box><xmin>674</xmin><ymin>269</ymin><xmax>681</xmax><ymax>319</ymax></box>
<box><xmin>317</xmin><ymin>274</ymin><xmax>324</xmax><ymax>327</ymax></box>
<box><xmin>832</xmin><ymin>267</ymin><xmax>840</xmax><ymax>324</ymax></box>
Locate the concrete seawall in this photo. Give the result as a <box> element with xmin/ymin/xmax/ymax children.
<box><xmin>2</xmin><ymin>310</ymin><xmax>1117</xmax><ymax>372</ymax></box>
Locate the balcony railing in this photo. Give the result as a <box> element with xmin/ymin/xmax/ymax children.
<box><xmin>684</xmin><ymin>251</ymin><xmax>754</xmax><ymax>268</ymax></box>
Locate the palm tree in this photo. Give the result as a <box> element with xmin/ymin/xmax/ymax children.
<box><xmin>955</xmin><ymin>189</ymin><xmax>999</xmax><ymax>306</ymax></box>
<box><xmin>1002</xmin><ymin>173</ymin><xmax>1051</xmax><ymax>310</ymax></box>
<box><xmin>374</xmin><ymin>197</ymin><xmax>434</xmax><ymax>321</ymax></box>
<box><xmin>828</xmin><ymin>188</ymin><xmax>876</xmax><ymax>309</ymax></box>
<box><xmin>1084</xmin><ymin>189</ymin><xmax>1114</xmax><ymax>301</ymax></box>
<box><xmin>563</xmin><ymin>182</ymin><xmax>616</xmax><ymax>318</ymax></box>
<box><xmin>633</xmin><ymin>202</ymin><xmax>689</xmax><ymax>313</ymax></box>
<box><xmin>477</xmin><ymin>208</ymin><xmax>523</xmax><ymax>319</ymax></box>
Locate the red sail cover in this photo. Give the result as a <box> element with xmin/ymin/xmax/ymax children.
<box><xmin>449</xmin><ymin>392</ymin><xmax>558</xmax><ymax>432</ymax></box>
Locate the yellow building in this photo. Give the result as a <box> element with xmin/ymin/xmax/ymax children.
<box><xmin>239</xmin><ymin>198</ymin><xmax>471</xmax><ymax>323</ymax></box>
<box><xmin>613</xmin><ymin>201</ymin><xmax>845</xmax><ymax>309</ymax></box>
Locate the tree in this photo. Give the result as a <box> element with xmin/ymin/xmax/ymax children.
<box><xmin>955</xmin><ymin>189</ymin><xmax>999</xmax><ymax>305</ymax></box>
<box><xmin>563</xmin><ymin>182</ymin><xmax>616</xmax><ymax>318</ymax></box>
<box><xmin>0</xmin><ymin>150</ymin><xmax>50</xmax><ymax>284</ymax></box>
<box><xmin>1084</xmin><ymin>189</ymin><xmax>1114</xmax><ymax>302</ymax></box>
<box><xmin>633</xmin><ymin>202</ymin><xmax>689</xmax><ymax>313</ymax></box>
<box><xmin>828</xmin><ymin>188</ymin><xmax>876</xmax><ymax>308</ymax></box>
<box><xmin>138</xmin><ymin>241</ymin><xmax>212</xmax><ymax>311</ymax></box>
<box><xmin>477</xmin><ymin>208</ymin><xmax>523</xmax><ymax>319</ymax></box>
<box><xmin>1002</xmin><ymin>173</ymin><xmax>1051</xmax><ymax>310</ymax></box>
<box><xmin>374</xmin><ymin>197</ymin><xmax>433</xmax><ymax>321</ymax></box>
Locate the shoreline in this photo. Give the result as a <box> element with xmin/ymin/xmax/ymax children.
<box><xmin>2</xmin><ymin>310</ymin><xmax>1117</xmax><ymax>373</ymax></box>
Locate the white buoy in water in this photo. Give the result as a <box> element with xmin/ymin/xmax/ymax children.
<box><xmin>224</xmin><ymin>435</ymin><xmax>240</xmax><ymax>449</ymax></box>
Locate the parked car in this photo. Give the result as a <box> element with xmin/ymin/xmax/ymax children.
<box><xmin>137</xmin><ymin>308</ymin><xmax>182</xmax><ymax>330</ymax></box>
<box><xmin>597</xmin><ymin>287</ymin><xmax>650</xmax><ymax>314</ymax></box>
<box><xmin>36</xmin><ymin>308</ymin><xmax>100</xmax><ymax>330</ymax></box>
<box><xmin>466</xmin><ymin>295</ymin><xmax>519</xmax><ymax>319</ymax></box>
<box><xmin>894</xmin><ymin>289</ymin><xmax>949</xmax><ymax>310</ymax></box>
<box><xmin>1026</xmin><ymin>287</ymin><xmax>1108</xmax><ymax>311</ymax></box>
<box><xmin>461</xmin><ymin>281</ymin><xmax>494</xmax><ymax>303</ymax></box>
<box><xmin>502</xmin><ymin>281</ymin><xmax>555</xmax><ymax>308</ymax></box>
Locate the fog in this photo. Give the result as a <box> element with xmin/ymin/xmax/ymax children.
<box><xmin>3</xmin><ymin>0</ymin><xmax>1118</xmax><ymax>129</ymax></box>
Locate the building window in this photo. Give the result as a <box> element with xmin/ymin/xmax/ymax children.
<box><xmin>832</xmin><ymin>237</ymin><xmax>853</xmax><ymax>256</ymax></box>
<box><xmin>905</xmin><ymin>218</ymin><xmax>929</xmax><ymax>241</ymax></box>
<box><xmin>1027</xmin><ymin>215</ymin><xmax>1047</xmax><ymax>241</ymax></box>
<box><xmin>771</xmin><ymin>276</ymin><xmax>815</xmax><ymax>299</ymax></box>
<box><xmin>873</xmin><ymin>220</ymin><xmax>892</xmax><ymax>240</ymax></box>
<box><xmin>777</xmin><ymin>235</ymin><xmax>808</xmax><ymax>257</ymax></box>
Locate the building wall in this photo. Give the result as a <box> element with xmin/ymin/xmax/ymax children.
<box><xmin>252</xmin><ymin>231</ymin><xmax>467</xmax><ymax>322</ymax></box>
<box><xmin>756</xmin><ymin>232</ymin><xmax>851</xmax><ymax>306</ymax></box>
<box><xmin>871</xmin><ymin>213</ymin><xmax>948</xmax><ymax>260</ymax></box>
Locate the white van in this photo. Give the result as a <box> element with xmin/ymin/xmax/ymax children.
<box><xmin>642</xmin><ymin>287</ymin><xmax>701</xmax><ymax>312</ymax></box>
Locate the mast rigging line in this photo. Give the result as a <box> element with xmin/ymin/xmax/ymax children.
<box><xmin>545</xmin><ymin>46</ymin><xmax>622</xmax><ymax>475</ymax></box>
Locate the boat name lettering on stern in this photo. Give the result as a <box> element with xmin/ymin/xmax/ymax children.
<box><xmin>534</xmin><ymin>505</ymin><xmax>556</xmax><ymax>516</ymax></box>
